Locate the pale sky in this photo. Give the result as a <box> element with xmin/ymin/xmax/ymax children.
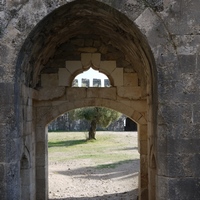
<box><xmin>75</xmin><ymin>68</ymin><xmax>108</xmax><ymax>87</ymax></box>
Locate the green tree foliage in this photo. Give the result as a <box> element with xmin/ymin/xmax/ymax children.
<box><xmin>70</xmin><ymin>107</ymin><xmax>121</xmax><ymax>140</ymax></box>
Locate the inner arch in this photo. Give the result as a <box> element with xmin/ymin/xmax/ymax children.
<box><xmin>17</xmin><ymin>0</ymin><xmax>155</xmax><ymax>92</ymax></box>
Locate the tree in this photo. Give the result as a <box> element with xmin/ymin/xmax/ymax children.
<box><xmin>71</xmin><ymin>107</ymin><xmax>121</xmax><ymax>140</ymax></box>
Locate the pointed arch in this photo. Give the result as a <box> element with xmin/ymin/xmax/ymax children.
<box><xmin>15</xmin><ymin>0</ymin><xmax>158</xmax><ymax>199</ymax></box>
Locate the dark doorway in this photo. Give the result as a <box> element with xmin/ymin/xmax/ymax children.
<box><xmin>124</xmin><ymin>118</ymin><xmax>137</xmax><ymax>131</ymax></box>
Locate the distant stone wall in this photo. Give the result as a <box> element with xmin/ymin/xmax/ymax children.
<box><xmin>48</xmin><ymin>114</ymin><xmax>126</xmax><ymax>132</ymax></box>
<box><xmin>72</xmin><ymin>78</ymin><xmax>110</xmax><ymax>87</ymax></box>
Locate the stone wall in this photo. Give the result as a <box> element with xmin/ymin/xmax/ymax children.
<box><xmin>0</xmin><ymin>0</ymin><xmax>200</xmax><ymax>200</ymax></box>
<box><xmin>48</xmin><ymin>113</ymin><xmax>125</xmax><ymax>132</ymax></box>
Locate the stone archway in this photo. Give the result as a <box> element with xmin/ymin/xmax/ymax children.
<box><xmin>15</xmin><ymin>1</ymin><xmax>157</xmax><ymax>199</ymax></box>
<box><xmin>35</xmin><ymin>97</ymin><xmax>148</xmax><ymax>200</ymax></box>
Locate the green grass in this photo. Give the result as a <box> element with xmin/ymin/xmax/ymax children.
<box><xmin>48</xmin><ymin>131</ymin><xmax>139</xmax><ymax>168</ymax></box>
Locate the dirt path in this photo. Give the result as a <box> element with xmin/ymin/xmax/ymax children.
<box><xmin>48</xmin><ymin>132</ymin><xmax>139</xmax><ymax>200</ymax></box>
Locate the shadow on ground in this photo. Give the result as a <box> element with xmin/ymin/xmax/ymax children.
<box><xmin>120</xmin><ymin>147</ymin><xmax>138</xmax><ymax>151</ymax></box>
<box><xmin>49</xmin><ymin>189</ymin><xmax>138</xmax><ymax>200</ymax></box>
<box><xmin>48</xmin><ymin>139</ymin><xmax>86</xmax><ymax>148</ymax></box>
<box><xmin>56</xmin><ymin>159</ymin><xmax>139</xmax><ymax>181</ymax></box>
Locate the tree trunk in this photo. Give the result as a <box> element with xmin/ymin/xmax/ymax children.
<box><xmin>88</xmin><ymin>119</ymin><xmax>97</xmax><ymax>140</ymax></box>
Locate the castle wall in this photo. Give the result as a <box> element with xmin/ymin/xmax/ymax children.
<box><xmin>0</xmin><ymin>0</ymin><xmax>200</xmax><ymax>199</ymax></box>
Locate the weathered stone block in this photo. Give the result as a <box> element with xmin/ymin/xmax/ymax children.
<box><xmin>192</xmin><ymin>104</ymin><xmax>200</xmax><ymax>124</ymax></box>
<box><xmin>157</xmin><ymin>103</ymin><xmax>192</xmax><ymax>125</ymax></box>
<box><xmin>26</xmin><ymin>105</ymin><xmax>32</xmax><ymax>122</ymax></box>
<box><xmin>0</xmin><ymin>83</ymin><xmax>14</xmax><ymax>104</ymax></box>
<box><xmin>123</xmin><ymin>73</ymin><xmax>138</xmax><ymax>86</ymax></box>
<box><xmin>0</xmin><ymin>143</ymin><xmax>6</xmax><ymax>162</ymax></box>
<box><xmin>41</xmin><ymin>74</ymin><xmax>58</xmax><ymax>87</ymax></box>
<box><xmin>156</xmin><ymin>175</ymin><xmax>169</xmax><ymax>198</ymax></box>
<box><xmin>58</xmin><ymin>68</ymin><xmax>70</xmax><ymax>86</ymax></box>
<box><xmin>78</xmin><ymin>47</ymin><xmax>97</xmax><ymax>53</ymax></box>
<box><xmin>99</xmin><ymin>88</ymin><xmax>116</xmax><ymax>100</ymax></box>
<box><xmin>87</xmin><ymin>88</ymin><xmax>99</xmax><ymax>98</ymax></box>
<box><xmin>168</xmin><ymin>177</ymin><xmax>200</xmax><ymax>200</ymax></box>
<box><xmin>99</xmin><ymin>61</ymin><xmax>116</xmax><ymax>74</ymax></box>
<box><xmin>36</xmin><ymin>167</ymin><xmax>45</xmax><ymax>180</ymax></box>
<box><xmin>36</xmin><ymin>179</ymin><xmax>46</xmax><ymax>199</ymax></box>
<box><xmin>21</xmin><ymin>169</ymin><xmax>30</xmax><ymax>186</ymax></box>
<box><xmin>85</xmin><ymin>38</ymin><xmax>93</xmax><ymax>46</ymax></box>
<box><xmin>0</xmin><ymin>164</ymin><xmax>5</xmax><ymax>181</ymax></box>
<box><xmin>158</xmin><ymin>80</ymin><xmax>197</xmax><ymax>103</ymax></box>
<box><xmin>117</xmin><ymin>86</ymin><xmax>142</xmax><ymax>99</ymax></box>
<box><xmin>130</xmin><ymin>100</ymin><xmax>147</xmax><ymax>112</ymax></box>
<box><xmin>66</xmin><ymin>88</ymin><xmax>87</xmax><ymax>101</ymax></box>
<box><xmin>6</xmin><ymin>138</ymin><xmax>21</xmax><ymax>163</ymax></box>
<box><xmin>135</xmin><ymin>8</ymin><xmax>160</xmax><ymax>37</ymax></box>
<box><xmin>156</xmin><ymin>135</ymin><xmax>200</xmax><ymax>155</ymax></box>
<box><xmin>35</xmin><ymin>126</ymin><xmax>46</xmax><ymax>142</ymax></box>
<box><xmin>71</xmin><ymin>38</ymin><xmax>84</xmax><ymax>46</ymax></box>
<box><xmin>0</xmin><ymin>104</ymin><xmax>14</xmax><ymax>123</ymax></box>
<box><xmin>165</xmin><ymin>0</ymin><xmax>200</xmax><ymax>34</ymax></box>
<box><xmin>157</xmin><ymin>153</ymin><xmax>200</xmax><ymax>177</ymax></box>
<box><xmin>138</xmin><ymin>124</ymin><xmax>147</xmax><ymax>141</ymax></box>
<box><xmin>81</xmin><ymin>53</ymin><xmax>92</xmax><ymax>69</ymax></box>
<box><xmin>0</xmin><ymin>124</ymin><xmax>8</xmax><ymax>141</ymax></box>
<box><xmin>131</xmin><ymin>111</ymin><xmax>143</xmax><ymax>122</ymax></box>
<box><xmin>36</xmin><ymin>142</ymin><xmax>45</xmax><ymax>154</ymax></box>
<box><xmin>178</xmin><ymin>55</ymin><xmax>196</xmax><ymax>73</ymax></box>
<box><xmin>37</xmin><ymin>86</ymin><xmax>65</xmax><ymax>100</ymax></box>
<box><xmin>137</xmin><ymin>115</ymin><xmax>147</xmax><ymax>125</ymax></box>
<box><xmin>0</xmin><ymin>182</ymin><xmax>6</xmax><ymax>200</ymax></box>
<box><xmin>35</xmin><ymin>157</ymin><xmax>45</xmax><ymax>167</ymax></box>
<box><xmin>21</xmin><ymin>185</ymin><xmax>30</xmax><ymax>200</ymax></box>
<box><xmin>6</xmin><ymin>162</ymin><xmax>20</xmax><ymax>200</ymax></box>
<box><xmin>139</xmin><ymin>140</ymin><xmax>147</xmax><ymax>155</ymax></box>
<box><xmin>111</xmin><ymin>68</ymin><xmax>123</xmax><ymax>86</ymax></box>
<box><xmin>92</xmin><ymin>53</ymin><xmax>101</xmax><ymax>68</ymax></box>
<box><xmin>66</xmin><ymin>61</ymin><xmax>82</xmax><ymax>74</ymax></box>
<box><xmin>6</xmin><ymin>0</ymin><xmax>29</xmax><ymax>8</ymax></box>
<box><xmin>99</xmin><ymin>44</ymin><xmax>108</xmax><ymax>54</ymax></box>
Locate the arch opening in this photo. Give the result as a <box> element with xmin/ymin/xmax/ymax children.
<box><xmin>47</xmin><ymin>107</ymin><xmax>140</xmax><ymax>199</ymax></box>
<box><xmin>16</xmin><ymin>0</ymin><xmax>157</xmax><ymax>199</ymax></box>
<box><xmin>72</xmin><ymin>68</ymin><xmax>111</xmax><ymax>87</ymax></box>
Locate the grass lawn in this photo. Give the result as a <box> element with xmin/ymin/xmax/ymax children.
<box><xmin>48</xmin><ymin>131</ymin><xmax>139</xmax><ymax>168</ymax></box>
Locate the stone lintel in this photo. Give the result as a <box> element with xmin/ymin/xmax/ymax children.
<box><xmin>86</xmin><ymin>87</ymin><xmax>116</xmax><ymax>100</ymax></box>
<box><xmin>99</xmin><ymin>87</ymin><xmax>116</xmax><ymax>100</ymax></box>
<box><xmin>66</xmin><ymin>88</ymin><xmax>87</xmax><ymax>101</ymax></box>
<box><xmin>117</xmin><ymin>86</ymin><xmax>142</xmax><ymax>99</ymax></box>
<box><xmin>36</xmin><ymin>87</ymin><xmax>65</xmax><ymax>100</ymax></box>
<box><xmin>87</xmin><ymin>88</ymin><xmax>99</xmax><ymax>98</ymax></box>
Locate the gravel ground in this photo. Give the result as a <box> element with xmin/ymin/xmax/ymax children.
<box><xmin>48</xmin><ymin>132</ymin><xmax>139</xmax><ymax>200</ymax></box>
